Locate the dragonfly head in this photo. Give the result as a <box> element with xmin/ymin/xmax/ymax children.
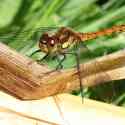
<box><xmin>39</xmin><ymin>33</ymin><xmax>59</xmax><ymax>54</ymax></box>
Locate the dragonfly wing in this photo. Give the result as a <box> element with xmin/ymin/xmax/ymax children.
<box><xmin>0</xmin><ymin>26</ymin><xmax>59</xmax><ymax>41</ymax></box>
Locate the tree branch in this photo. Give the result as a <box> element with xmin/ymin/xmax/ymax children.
<box><xmin>0</xmin><ymin>42</ymin><xmax>125</xmax><ymax>100</ymax></box>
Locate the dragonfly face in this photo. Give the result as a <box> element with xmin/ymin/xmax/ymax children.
<box><xmin>39</xmin><ymin>32</ymin><xmax>72</xmax><ymax>54</ymax></box>
<box><xmin>39</xmin><ymin>33</ymin><xmax>59</xmax><ymax>54</ymax></box>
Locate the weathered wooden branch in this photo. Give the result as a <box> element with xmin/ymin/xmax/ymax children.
<box><xmin>0</xmin><ymin>42</ymin><xmax>125</xmax><ymax>100</ymax></box>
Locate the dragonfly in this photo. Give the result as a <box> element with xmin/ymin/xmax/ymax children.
<box><xmin>1</xmin><ymin>24</ymin><xmax>125</xmax><ymax>101</ymax></box>
<box><xmin>33</xmin><ymin>24</ymin><xmax>125</xmax><ymax>101</ymax></box>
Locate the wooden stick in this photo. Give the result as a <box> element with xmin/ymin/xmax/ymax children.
<box><xmin>0</xmin><ymin>42</ymin><xmax>125</xmax><ymax>100</ymax></box>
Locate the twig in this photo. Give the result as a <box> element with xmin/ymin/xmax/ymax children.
<box><xmin>0</xmin><ymin>42</ymin><xmax>125</xmax><ymax>99</ymax></box>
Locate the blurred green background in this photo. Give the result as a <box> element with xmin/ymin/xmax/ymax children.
<box><xmin>0</xmin><ymin>0</ymin><xmax>125</xmax><ymax>106</ymax></box>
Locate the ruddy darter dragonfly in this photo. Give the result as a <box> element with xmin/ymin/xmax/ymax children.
<box><xmin>36</xmin><ymin>25</ymin><xmax>125</xmax><ymax>101</ymax></box>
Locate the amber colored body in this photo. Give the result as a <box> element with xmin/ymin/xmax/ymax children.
<box><xmin>39</xmin><ymin>25</ymin><xmax>125</xmax><ymax>54</ymax></box>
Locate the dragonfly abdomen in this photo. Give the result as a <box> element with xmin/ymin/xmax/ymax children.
<box><xmin>79</xmin><ymin>24</ymin><xmax>125</xmax><ymax>41</ymax></box>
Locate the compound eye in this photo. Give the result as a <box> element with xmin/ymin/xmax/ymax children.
<box><xmin>50</xmin><ymin>40</ymin><xmax>55</xmax><ymax>46</ymax></box>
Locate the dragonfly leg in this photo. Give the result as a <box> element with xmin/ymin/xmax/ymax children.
<box><xmin>63</xmin><ymin>51</ymin><xmax>84</xmax><ymax>103</ymax></box>
<box><xmin>37</xmin><ymin>54</ymin><xmax>49</xmax><ymax>62</ymax></box>
<box><xmin>30</xmin><ymin>49</ymin><xmax>41</xmax><ymax>57</ymax></box>
<box><xmin>41</xmin><ymin>54</ymin><xmax>66</xmax><ymax>75</ymax></box>
<box><xmin>30</xmin><ymin>49</ymin><xmax>49</xmax><ymax>62</ymax></box>
<box><xmin>75</xmin><ymin>52</ymin><xmax>84</xmax><ymax>103</ymax></box>
<box><xmin>30</xmin><ymin>49</ymin><xmax>49</xmax><ymax>65</ymax></box>
<box><xmin>55</xmin><ymin>54</ymin><xmax>66</xmax><ymax>70</ymax></box>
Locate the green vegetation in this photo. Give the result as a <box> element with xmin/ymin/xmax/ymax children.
<box><xmin>0</xmin><ymin>0</ymin><xmax>125</xmax><ymax>105</ymax></box>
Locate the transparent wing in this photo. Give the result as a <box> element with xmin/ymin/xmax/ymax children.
<box><xmin>0</xmin><ymin>26</ymin><xmax>59</xmax><ymax>41</ymax></box>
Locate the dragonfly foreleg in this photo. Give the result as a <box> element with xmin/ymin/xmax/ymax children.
<box><xmin>30</xmin><ymin>49</ymin><xmax>41</xmax><ymax>57</ymax></box>
<box><xmin>39</xmin><ymin>54</ymin><xmax>66</xmax><ymax>76</ymax></box>
<box><xmin>30</xmin><ymin>49</ymin><xmax>49</xmax><ymax>62</ymax></box>
<box><xmin>33</xmin><ymin>54</ymin><xmax>49</xmax><ymax>67</ymax></box>
<box><xmin>31</xmin><ymin>50</ymin><xmax>49</xmax><ymax>64</ymax></box>
<box><xmin>30</xmin><ymin>49</ymin><xmax>48</xmax><ymax>64</ymax></box>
